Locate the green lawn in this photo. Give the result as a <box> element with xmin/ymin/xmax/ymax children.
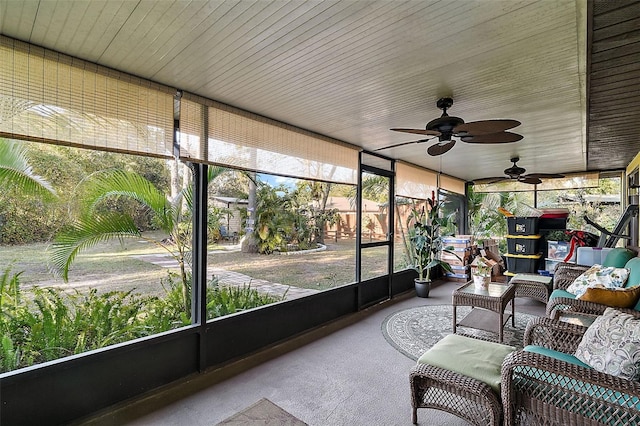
<box><xmin>0</xmin><ymin>233</ymin><xmax>412</xmax><ymax>296</ymax></box>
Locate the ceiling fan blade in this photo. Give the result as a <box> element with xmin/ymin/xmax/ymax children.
<box><xmin>519</xmin><ymin>176</ymin><xmax>542</xmax><ymax>185</ymax></box>
<box><xmin>373</xmin><ymin>138</ymin><xmax>432</xmax><ymax>151</ymax></box>
<box><xmin>454</xmin><ymin>119</ymin><xmax>521</xmax><ymax>135</ymax></box>
<box><xmin>472</xmin><ymin>177</ymin><xmax>509</xmax><ymax>185</ymax></box>
<box><xmin>426</xmin><ymin>140</ymin><xmax>456</xmax><ymax>156</ymax></box>
<box><xmin>459</xmin><ymin>131</ymin><xmax>523</xmax><ymax>144</ymax></box>
<box><xmin>390</xmin><ymin>128</ymin><xmax>441</xmax><ymax>136</ymax></box>
<box><xmin>525</xmin><ymin>173</ymin><xmax>565</xmax><ymax>179</ymax></box>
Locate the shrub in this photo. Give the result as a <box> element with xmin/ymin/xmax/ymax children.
<box><xmin>0</xmin><ymin>268</ymin><xmax>283</xmax><ymax>373</ymax></box>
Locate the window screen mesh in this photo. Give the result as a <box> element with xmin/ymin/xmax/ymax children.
<box><xmin>0</xmin><ymin>36</ymin><xmax>175</xmax><ymax>157</ymax></box>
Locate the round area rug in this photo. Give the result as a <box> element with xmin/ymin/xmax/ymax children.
<box><xmin>381</xmin><ymin>304</ymin><xmax>538</xmax><ymax>360</ymax></box>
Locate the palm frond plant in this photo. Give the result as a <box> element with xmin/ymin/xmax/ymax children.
<box><xmin>0</xmin><ymin>138</ymin><xmax>56</xmax><ymax>198</ymax></box>
<box><xmin>50</xmin><ymin>166</ymin><xmax>232</xmax><ymax>315</ymax></box>
<box><xmin>407</xmin><ymin>194</ymin><xmax>460</xmax><ymax>297</ymax></box>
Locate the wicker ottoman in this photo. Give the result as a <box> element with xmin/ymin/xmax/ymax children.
<box><xmin>509</xmin><ymin>273</ymin><xmax>553</xmax><ymax>303</ymax></box>
<box><xmin>409</xmin><ymin>334</ymin><xmax>515</xmax><ymax>426</ymax></box>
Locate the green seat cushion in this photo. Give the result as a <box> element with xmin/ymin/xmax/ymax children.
<box><xmin>549</xmin><ymin>288</ymin><xmax>577</xmax><ymax>300</ymax></box>
<box><xmin>603</xmin><ymin>248</ymin><xmax>636</xmax><ymax>268</ymax></box>
<box><xmin>511</xmin><ymin>273</ymin><xmax>553</xmax><ymax>288</ymax></box>
<box><xmin>524</xmin><ymin>345</ymin><xmax>591</xmax><ymax>368</ymax></box>
<box><xmin>417</xmin><ymin>334</ymin><xmax>515</xmax><ymax>393</ymax></box>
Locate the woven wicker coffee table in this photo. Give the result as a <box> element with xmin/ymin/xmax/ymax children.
<box><xmin>452</xmin><ymin>281</ymin><xmax>516</xmax><ymax>343</ymax></box>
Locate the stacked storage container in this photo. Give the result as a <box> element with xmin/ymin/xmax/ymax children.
<box><xmin>505</xmin><ymin>217</ymin><xmax>542</xmax><ymax>276</ymax></box>
<box><xmin>539</xmin><ymin>209</ymin><xmax>570</xmax><ymax>272</ymax></box>
<box><xmin>441</xmin><ymin>235</ymin><xmax>474</xmax><ymax>282</ymax></box>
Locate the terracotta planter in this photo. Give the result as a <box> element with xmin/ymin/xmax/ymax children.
<box><xmin>414</xmin><ymin>279</ymin><xmax>431</xmax><ymax>298</ymax></box>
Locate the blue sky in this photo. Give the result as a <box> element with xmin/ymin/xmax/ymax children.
<box><xmin>257</xmin><ymin>173</ymin><xmax>298</xmax><ymax>189</ymax></box>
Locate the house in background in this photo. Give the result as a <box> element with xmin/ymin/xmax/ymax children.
<box><xmin>211</xmin><ymin>196</ymin><xmax>247</xmax><ymax>236</ymax></box>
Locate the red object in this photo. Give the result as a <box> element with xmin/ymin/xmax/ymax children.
<box><xmin>541</xmin><ymin>209</ymin><xmax>570</xmax><ymax>219</ymax></box>
<box><xmin>541</xmin><ymin>213</ymin><xmax>569</xmax><ymax>219</ymax></box>
<box><xmin>563</xmin><ymin>230</ymin><xmax>590</xmax><ymax>262</ymax></box>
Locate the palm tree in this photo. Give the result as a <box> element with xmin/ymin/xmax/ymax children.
<box><xmin>0</xmin><ymin>138</ymin><xmax>56</xmax><ymax>198</ymax></box>
<box><xmin>50</xmin><ymin>165</ymin><xmax>231</xmax><ymax>314</ymax></box>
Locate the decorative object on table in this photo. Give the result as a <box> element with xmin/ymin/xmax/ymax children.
<box><xmin>381</xmin><ymin>304</ymin><xmax>536</xmax><ymax>361</ymax></box>
<box><xmin>406</xmin><ymin>192</ymin><xmax>459</xmax><ymax>298</ymax></box>
<box><xmin>471</xmin><ymin>256</ymin><xmax>493</xmax><ymax>290</ymax></box>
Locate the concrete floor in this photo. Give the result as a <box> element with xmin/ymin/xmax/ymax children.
<box><xmin>80</xmin><ymin>281</ymin><xmax>546</xmax><ymax>426</ymax></box>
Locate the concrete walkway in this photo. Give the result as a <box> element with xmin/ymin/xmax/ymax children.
<box><xmin>131</xmin><ymin>253</ymin><xmax>318</xmax><ymax>300</ymax></box>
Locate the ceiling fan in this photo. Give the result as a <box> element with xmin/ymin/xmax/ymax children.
<box><xmin>473</xmin><ymin>157</ymin><xmax>565</xmax><ymax>185</ymax></box>
<box><xmin>376</xmin><ymin>97</ymin><xmax>523</xmax><ymax>156</ymax></box>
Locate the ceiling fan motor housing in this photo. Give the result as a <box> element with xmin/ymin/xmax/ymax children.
<box><xmin>426</xmin><ymin>115</ymin><xmax>465</xmax><ymax>135</ymax></box>
<box><xmin>504</xmin><ymin>157</ymin><xmax>526</xmax><ymax>178</ymax></box>
<box><xmin>505</xmin><ymin>166</ymin><xmax>526</xmax><ymax>178</ymax></box>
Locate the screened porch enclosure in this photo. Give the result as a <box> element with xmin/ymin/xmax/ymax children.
<box><xmin>0</xmin><ymin>35</ymin><xmax>468</xmax><ymax>425</ymax></box>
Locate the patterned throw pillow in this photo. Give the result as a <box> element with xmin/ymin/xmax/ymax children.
<box><xmin>575</xmin><ymin>307</ymin><xmax>640</xmax><ymax>380</ymax></box>
<box><xmin>566</xmin><ymin>264</ymin><xmax>630</xmax><ymax>297</ymax></box>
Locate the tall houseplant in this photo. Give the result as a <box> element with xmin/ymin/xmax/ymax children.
<box><xmin>407</xmin><ymin>194</ymin><xmax>459</xmax><ymax>297</ymax></box>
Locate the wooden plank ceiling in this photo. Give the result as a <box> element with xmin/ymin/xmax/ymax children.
<box><xmin>0</xmin><ymin>0</ymin><xmax>638</xmax><ymax>182</ymax></box>
<box><xmin>588</xmin><ymin>0</ymin><xmax>640</xmax><ymax>172</ymax></box>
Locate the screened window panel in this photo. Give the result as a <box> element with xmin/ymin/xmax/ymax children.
<box><xmin>439</xmin><ymin>174</ymin><xmax>466</xmax><ymax>195</ymax></box>
<box><xmin>205</xmin><ymin>102</ymin><xmax>358</xmax><ymax>184</ymax></box>
<box><xmin>395</xmin><ymin>162</ymin><xmax>437</xmax><ymax>200</ymax></box>
<box><xmin>0</xmin><ymin>36</ymin><xmax>175</xmax><ymax>157</ymax></box>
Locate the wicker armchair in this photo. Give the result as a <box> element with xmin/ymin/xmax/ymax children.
<box><xmin>501</xmin><ymin>317</ymin><xmax>640</xmax><ymax>426</ymax></box>
<box><xmin>546</xmin><ymin>249</ymin><xmax>640</xmax><ymax>319</ymax></box>
<box><xmin>550</xmin><ymin>261</ymin><xmax>590</xmax><ymax>290</ymax></box>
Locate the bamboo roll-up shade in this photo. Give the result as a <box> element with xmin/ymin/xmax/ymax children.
<box><xmin>204</xmin><ymin>101</ymin><xmax>358</xmax><ymax>184</ymax></box>
<box><xmin>535</xmin><ymin>172</ymin><xmax>599</xmax><ymax>190</ymax></box>
<box><xmin>179</xmin><ymin>94</ymin><xmax>207</xmax><ymax>161</ymax></box>
<box><xmin>439</xmin><ymin>174</ymin><xmax>466</xmax><ymax>195</ymax></box>
<box><xmin>474</xmin><ymin>172</ymin><xmax>599</xmax><ymax>192</ymax></box>
<box><xmin>0</xmin><ymin>36</ymin><xmax>175</xmax><ymax>157</ymax></box>
<box><xmin>396</xmin><ymin>162</ymin><xmax>437</xmax><ymax>200</ymax></box>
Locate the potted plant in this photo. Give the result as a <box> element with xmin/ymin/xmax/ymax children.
<box><xmin>472</xmin><ymin>256</ymin><xmax>492</xmax><ymax>290</ymax></box>
<box><xmin>407</xmin><ymin>193</ymin><xmax>459</xmax><ymax>297</ymax></box>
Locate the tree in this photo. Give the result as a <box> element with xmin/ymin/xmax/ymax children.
<box><xmin>50</xmin><ymin>165</ymin><xmax>231</xmax><ymax>315</ymax></box>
